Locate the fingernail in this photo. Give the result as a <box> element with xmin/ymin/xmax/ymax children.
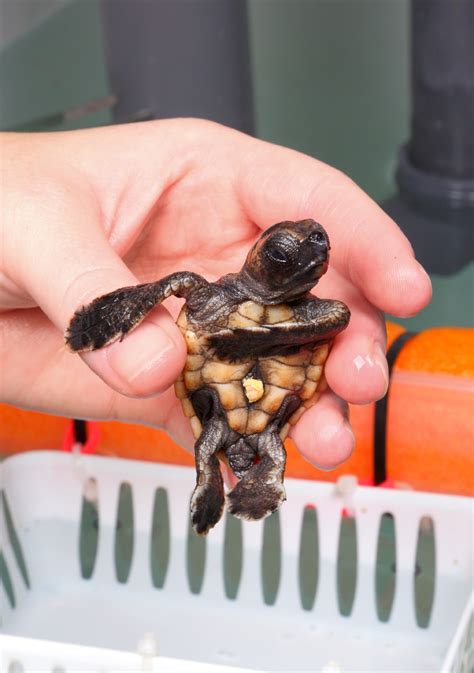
<box><xmin>372</xmin><ymin>341</ymin><xmax>389</xmax><ymax>397</ymax></box>
<box><xmin>351</xmin><ymin>340</ymin><xmax>389</xmax><ymax>400</ymax></box>
<box><xmin>106</xmin><ymin>321</ymin><xmax>176</xmax><ymax>385</ymax></box>
<box><xmin>313</xmin><ymin>418</ymin><xmax>355</xmax><ymax>471</ymax></box>
<box><xmin>397</xmin><ymin>262</ymin><xmax>432</xmax><ymax>318</ymax></box>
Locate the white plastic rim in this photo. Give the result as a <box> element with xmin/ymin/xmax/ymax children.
<box><xmin>0</xmin><ymin>634</ymin><xmax>264</xmax><ymax>673</ymax></box>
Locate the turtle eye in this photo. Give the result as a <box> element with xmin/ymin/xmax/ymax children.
<box><xmin>266</xmin><ymin>246</ymin><xmax>289</xmax><ymax>264</ymax></box>
<box><xmin>309</xmin><ymin>231</ymin><xmax>325</xmax><ymax>244</ymax></box>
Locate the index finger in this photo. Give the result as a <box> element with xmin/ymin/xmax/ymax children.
<box><xmin>238</xmin><ymin>140</ymin><xmax>432</xmax><ymax>318</ymax></box>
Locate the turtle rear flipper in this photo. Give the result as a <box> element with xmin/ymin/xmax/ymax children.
<box><xmin>226</xmin><ymin>393</ymin><xmax>301</xmax><ymax>520</ymax></box>
<box><xmin>190</xmin><ymin>387</ymin><xmax>239</xmax><ymax>535</ymax></box>
<box><xmin>227</xmin><ymin>433</ymin><xmax>286</xmax><ymax>521</ymax></box>
<box><xmin>191</xmin><ymin>417</ymin><xmax>228</xmax><ymax>535</ymax></box>
<box><xmin>65</xmin><ymin>272</ymin><xmax>207</xmax><ymax>352</ymax></box>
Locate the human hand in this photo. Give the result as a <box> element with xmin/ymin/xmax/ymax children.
<box><xmin>1</xmin><ymin>119</ymin><xmax>431</xmax><ymax>468</ymax></box>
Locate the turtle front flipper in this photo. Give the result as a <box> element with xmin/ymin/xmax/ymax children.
<box><xmin>65</xmin><ymin>272</ymin><xmax>208</xmax><ymax>352</ymax></box>
<box><xmin>207</xmin><ymin>299</ymin><xmax>350</xmax><ymax>361</ymax></box>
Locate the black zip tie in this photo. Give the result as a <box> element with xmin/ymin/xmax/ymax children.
<box><xmin>373</xmin><ymin>331</ymin><xmax>419</xmax><ymax>485</ymax></box>
<box><xmin>73</xmin><ymin>419</ymin><xmax>88</xmax><ymax>445</ymax></box>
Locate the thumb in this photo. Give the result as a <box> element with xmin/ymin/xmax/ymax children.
<box><xmin>5</xmin><ymin>182</ymin><xmax>185</xmax><ymax>397</ymax></box>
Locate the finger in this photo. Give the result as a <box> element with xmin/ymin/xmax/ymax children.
<box><xmin>239</xmin><ymin>141</ymin><xmax>432</xmax><ymax>317</ymax></box>
<box><xmin>320</xmin><ymin>268</ymin><xmax>389</xmax><ymax>404</ymax></box>
<box><xmin>290</xmin><ymin>389</ymin><xmax>354</xmax><ymax>470</ymax></box>
<box><xmin>1</xmin><ymin>307</ymin><xmax>199</xmax><ymax>457</ymax></box>
<box><xmin>4</xmin><ymin>182</ymin><xmax>185</xmax><ymax>397</ymax></box>
<box><xmin>81</xmin><ymin>307</ymin><xmax>186</xmax><ymax>398</ymax></box>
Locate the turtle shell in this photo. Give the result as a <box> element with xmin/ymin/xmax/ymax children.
<box><xmin>174</xmin><ymin>300</ymin><xmax>329</xmax><ymax>441</ymax></box>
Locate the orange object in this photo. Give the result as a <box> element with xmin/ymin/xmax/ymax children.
<box><xmin>1</xmin><ymin>322</ymin><xmax>473</xmax><ymax>497</ymax></box>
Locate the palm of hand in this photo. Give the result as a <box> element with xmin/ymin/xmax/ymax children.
<box><xmin>123</xmin><ymin>167</ymin><xmax>257</xmax><ymax>285</ymax></box>
<box><xmin>81</xmin><ymin>163</ymin><xmax>352</xmax><ymax>453</ymax></box>
<box><xmin>103</xmin><ymin>167</ymin><xmax>269</xmax><ymax>448</ymax></box>
<box><xmin>3</xmin><ymin>154</ymin><xmax>275</xmax><ymax>450</ymax></box>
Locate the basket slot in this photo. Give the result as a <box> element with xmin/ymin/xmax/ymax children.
<box><xmin>222</xmin><ymin>513</ymin><xmax>243</xmax><ymax>600</ymax></box>
<box><xmin>261</xmin><ymin>511</ymin><xmax>282</xmax><ymax>606</ymax></box>
<box><xmin>1</xmin><ymin>542</ymin><xmax>29</xmax><ymax>618</ymax></box>
<box><xmin>298</xmin><ymin>506</ymin><xmax>319</xmax><ymax>612</ymax></box>
<box><xmin>1</xmin><ymin>492</ymin><xmax>30</xmax><ymax>591</ymax></box>
<box><xmin>337</xmin><ymin>513</ymin><xmax>357</xmax><ymax>617</ymax></box>
<box><xmin>78</xmin><ymin>478</ymin><xmax>99</xmax><ymax>580</ymax></box>
<box><xmin>389</xmin><ymin>509</ymin><xmax>421</xmax><ymax>630</ymax></box>
<box><xmin>375</xmin><ymin>512</ymin><xmax>397</xmax><ymax>623</ymax></box>
<box><xmin>2</xmin><ymin>459</ymin><xmax>82</xmax><ymax>598</ymax></box>
<box><xmin>114</xmin><ymin>482</ymin><xmax>134</xmax><ymax>584</ymax></box>
<box><xmin>84</xmin><ymin>471</ymin><xmax>120</xmax><ymax>585</ymax></box>
<box><xmin>414</xmin><ymin>515</ymin><xmax>436</xmax><ymax>629</ymax></box>
<box><xmin>349</xmin><ymin>507</ymin><xmax>387</xmax><ymax>625</ymax></box>
<box><xmin>150</xmin><ymin>487</ymin><xmax>171</xmax><ymax>590</ymax></box>
<box><xmin>0</xmin><ymin>499</ymin><xmax>30</xmax><ymax>613</ymax></box>
<box><xmin>0</xmin><ymin>550</ymin><xmax>16</xmax><ymax>611</ymax></box>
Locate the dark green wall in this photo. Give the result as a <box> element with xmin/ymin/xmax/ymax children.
<box><xmin>249</xmin><ymin>0</ymin><xmax>410</xmax><ymax>203</ymax></box>
<box><xmin>1</xmin><ymin>0</ymin><xmax>471</xmax><ymax>329</ymax></box>
<box><xmin>0</xmin><ymin>0</ymin><xmax>111</xmax><ymax>131</ymax></box>
<box><xmin>1</xmin><ymin>0</ymin><xmax>410</xmax><ymax>199</ymax></box>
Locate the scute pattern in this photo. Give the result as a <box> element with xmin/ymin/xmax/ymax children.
<box><xmin>65</xmin><ymin>219</ymin><xmax>350</xmax><ymax>535</ymax></box>
<box><xmin>174</xmin><ymin>303</ymin><xmax>329</xmax><ymax>439</ymax></box>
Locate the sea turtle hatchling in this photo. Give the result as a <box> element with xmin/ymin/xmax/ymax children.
<box><xmin>66</xmin><ymin>219</ymin><xmax>350</xmax><ymax>535</ymax></box>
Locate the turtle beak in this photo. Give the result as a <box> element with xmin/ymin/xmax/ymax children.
<box><xmin>299</xmin><ymin>233</ymin><xmax>329</xmax><ymax>276</ymax></box>
<box><xmin>305</xmin><ymin>257</ymin><xmax>328</xmax><ymax>281</ymax></box>
<box><xmin>313</xmin><ymin>235</ymin><xmax>330</xmax><ymax>265</ymax></box>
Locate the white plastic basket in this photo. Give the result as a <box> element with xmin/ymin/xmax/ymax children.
<box><xmin>1</xmin><ymin>450</ymin><xmax>473</xmax><ymax>672</ymax></box>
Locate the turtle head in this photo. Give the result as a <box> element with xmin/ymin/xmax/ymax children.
<box><xmin>239</xmin><ymin>219</ymin><xmax>330</xmax><ymax>303</ymax></box>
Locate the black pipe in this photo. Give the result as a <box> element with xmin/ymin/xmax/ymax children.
<box><xmin>100</xmin><ymin>0</ymin><xmax>254</xmax><ymax>134</ymax></box>
<box><xmin>383</xmin><ymin>0</ymin><xmax>474</xmax><ymax>274</ymax></box>
<box><xmin>410</xmin><ymin>0</ymin><xmax>474</xmax><ymax>182</ymax></box>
